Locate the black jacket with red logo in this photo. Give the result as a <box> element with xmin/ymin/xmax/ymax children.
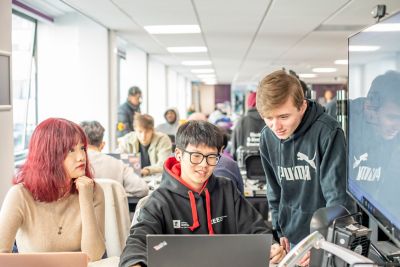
<box><xmin>119</xmin><ymin>157</ymin><xmax>272</xmax><ymax>267</ymax></box>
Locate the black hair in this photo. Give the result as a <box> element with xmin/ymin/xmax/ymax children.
<box><xmin>79</xmin><ymin>120</ymin><xmax>105</xmax><ymax>147</ymax></box>
<box><xmin>128</xmin><ymin>86</ymin><xmax>142</xmax><ymax>96</ymax></box>
<box><xmin>176</xmin><ymin>120</ymin><xmax>223</xmax><ymax>151</ymax></box>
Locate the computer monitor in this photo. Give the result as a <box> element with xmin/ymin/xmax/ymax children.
<box><xmin>347</xmin><ymin>9</ymin><xmax>400</xmax><ymax>248</ymax></box>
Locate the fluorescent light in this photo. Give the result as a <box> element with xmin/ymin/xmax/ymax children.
<box><xmin>334</xmin><ymin>59</ymin><xmax>348</xmax><ymax>65</ymax></box>
<box><xmin>364</xmin><ymin>23</ymin><xmax>400</xmax><ymax>32</ymax></box>
<box><xmin>197</xmin><ymin>74</ymin><xmax>216</xmax><ymax>79</ymax></box>
<box><xmin>298</xmin><ymin>73</ymin><xmax>317</xmax><ymax>78</ymax></box>
<box><xmin>191</xmin><ymin>69</ymin><xmax>214</xmax><ymax>74</ymax></box>
<box><xmin>312</xmin><ymin>67</ymin><xmax>337</xmax><ymax>73</ymax></box>
<box><xmin>349</xmin><ymin>45</ymin><xmax>380</xmax><ymax>52</ymax></box>
<box><xmin>167</xmin><ymin>46</ymin><xmax>207</xmax><ymax>53</ymax></box>
<box><xmin>182</xmin><ymin>60</ymin><xmax>212</xmax><ymax>66</ymax></box>
<box><xmin>144</xmin><ymin>25</ymin><xmax>201</xmax><ymax>34</ymax></box>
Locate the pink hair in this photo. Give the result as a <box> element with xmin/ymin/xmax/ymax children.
<box><xmin>13</xmin><ymin>118</ymin><xmax>93</xmax><ymax>202</ymax></box>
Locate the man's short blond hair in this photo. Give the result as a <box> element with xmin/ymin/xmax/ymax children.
<box><xmin>134</xmin><ymin>113</ymin><xmax>154</xmax><ymax>130</ymax></box>
<box><xmin>256</xmin><ymin>70</ymin><xmax>304</xmax><ymax>117</ymax></box>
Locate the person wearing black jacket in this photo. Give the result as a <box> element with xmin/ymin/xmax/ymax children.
<box><xmin>119</xmin><ymin>120</ymin><xmax>286</xmax><ymax>267</ymax></box>
<box><xmin>256</xmin><ymin>70</ymin><xmax>354</xmax><ymax>266</ymax></box>
<box><xmin>231</xmin><ymin>91</ymin><xmax>266</xmax><ymax>160</ymax></box>
<box><xmin>116</xmin><ymin>86</ymin><xmax>142</xmax><ymax>138</ymax></box>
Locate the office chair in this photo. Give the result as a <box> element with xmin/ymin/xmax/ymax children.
<box><xmin>131</xmin><ymin>195</ymin><xmax>151</xmax><ymax>227</ymax></box>
<box><xmin>237</xmin><ymin>147</ymin><xmax>269</xmax><ymax>221</ymax></box>
<box><xmin>95</xmin><ymin>179</ymin><xmax>131</xmax><ymax>257</ymax></box>
<box><xmin>244</xmin><ymin>151</ymin><xmax>266</xmax><ymax>184</ymax></box>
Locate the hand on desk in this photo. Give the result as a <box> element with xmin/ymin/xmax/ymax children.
<box><xmin>270</xmin><ymin>243</ymin><xmax>286</xmax><ymax>264</ymax></box>
<box><xmin>141</xmin><ymin>168</ymin><xmax>150</xmax><ymax>177</ymax></box>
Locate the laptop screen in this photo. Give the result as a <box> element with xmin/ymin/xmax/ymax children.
<box><xmin>147</xmin><ymin>234</ymin><xmax>272</xmax><ymax>267</ymax></box>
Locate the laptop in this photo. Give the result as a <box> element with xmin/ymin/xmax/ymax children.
<box><xmin>107</xmin><ymin>153</ymin><xmax>141</xmax><ymax>176</ymax></box>
<box><xmin>147</xmin><ymin>234</ymin><xmax>272</xmax><ymax>267</ymax></box>
<box><xmin>0</xmin><ymin>252</ymin><xmax>88</xmax><ymax>267</ymax></box>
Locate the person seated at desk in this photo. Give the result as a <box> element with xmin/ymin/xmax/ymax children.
<box><xmin>213</xmin><ymin>131</ymin><xmax>244</xmax><ymax>194</ymax></box>
<box><xmin>155</xmin><ymin>107</ymin><xmax>180</xmax><ymax>136</ymax></box>
<box><xmin>117</xmin><ymin>114</ymin><xmax>172</xmax><ymax>177</ymax></box>
<box><xmin>119</xmin><ymin>120</ymin><xmax>286</xmax><ymax>267</ymax></box>
<box><xmin>0</xmin><ymin>118</ymin><xmax>105</xmax><ymax>261</ymax></box>
<box><xmin>80</xmin><ymin>120</ymin><xmax>149</xmax><ymax>197</ymax></box>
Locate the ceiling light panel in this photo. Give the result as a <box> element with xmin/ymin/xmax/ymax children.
<box><xmin>182</xmin><ymin>60</ymin><xmax>212</xmax><ymax>66</ymax></box>
<box><xmin>334</xmin><ymin>59</ymin><xmax>348</xmax><ymax>65</ymax></box>
<box><xmin>298</xmin><ymin>73</ymin><xmax>317</xmax><ymax>78</ymax></box>
<box><xmin>349</xmin><ymin>45</ymin><xmax>380</xmax><ymax>52</ymax></box>
<box><xmin>144</xmin><ymin>25</ymin><xmax>201</xmax><ymax>34</ymax></box>
<box><xmin>312</xmin><ymin>68</ymin><xmax>337</xmax><ymax>73</ymax></box>
<box><xmin>191</xmin><ymin>69</ymin><xmax>215</xmax><ymax>74</ymax></box>
<box><xmin>167</xmin><ymin>47</ymin><xmax>207</xmax><ymax>53</ymax></box>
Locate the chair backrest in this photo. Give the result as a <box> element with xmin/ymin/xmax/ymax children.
<box><xmin>131</xmin><ymin>195</ymin><xmax>150</xmax><ymax>227</ymax></box>
<box><xmin>95</xmin><ymin>178</ymin><xmax>131</xmax><ymax>257</ymax></box>
<box><xmin>244</xmin><ymin>152</ymin><xmax>266</xmax><ymax>183</ymax></box>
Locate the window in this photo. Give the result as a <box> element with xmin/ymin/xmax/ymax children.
<box><xmin>12</xmin><ymin>12</ymin><xmax>37</xmax><ymax>162</ymax></box>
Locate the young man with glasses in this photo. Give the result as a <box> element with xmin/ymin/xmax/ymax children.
<box><xmin>120</xmin><ymin>120</ymin><xmax>286</xmax><ymax>267</ymax></box>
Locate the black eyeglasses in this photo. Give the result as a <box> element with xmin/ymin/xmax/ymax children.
<box><xmin>180</xmin><ymin>148</ymin><xmax>220</xmax><ymax>166</ymax></box>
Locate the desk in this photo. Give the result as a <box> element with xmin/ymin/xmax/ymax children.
<box><xmin>88</xmin><ymin>256</ymin><xmax>278</xmax><ymax>267</ymax></box>
<box><xmin>89</xmin><ymin>256</ymin><xmax>119</xmax><ymax>267</ymax></box>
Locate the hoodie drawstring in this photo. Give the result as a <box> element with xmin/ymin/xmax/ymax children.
<box><xmin>188</xmin><ymin>191</ymin><xmax>200</xmax><ymax>231</ymax></box>
<box><xmin>205</xmin><ymin>188</ymin><xmax>214</xmax><ymax>235</ymax></box>
<box><xmin>187</xmin><ymin>189</ymin><xmax>214</xmax><ymax>234</ymax></box>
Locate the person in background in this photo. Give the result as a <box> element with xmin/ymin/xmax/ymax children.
<box><xmin>117</xmin><ymin>114</ymin><xmax>172</xmax><ymax>176</ymax></box>
<box><xmin>231</xmin><ymin>91</ymin><xmax>266</xmax><ymax>160</ymax></box>
<box><xmin>80</xmin><ymin>120</ymin><xmax>149</xmax><ymax>197</ymax></box>
<box><xmin>325</xmin><ymin>83</ymin><xmax>347</xmax><ymax>120</ymax></box>
<box><xmin>119</xmin><ymin>120</ymin><xmax>286</xmax><ymax>267</ymax></box>
<box><xmin>0</xmin><ymin>118</ymin><xmax>105</xmax><ymax>261</ymax></box>
<box><xmin>117</xmin><ymin>86</ymin><xmax>142</xmax><ymax>138</ymax></box>
<box><xmin>256</xmin><ymin>70</ymin><xmax>354</xmax><ymax>266</ymax></box>
<box><xmin>187</xmin><ymin>104</ymin><xmax>196</xmax><ymax>117</ymax></box>
<box><xmin>214</xmin><ymin>130</ymin><xmax>244</xmax><ymax>194</ymax></box>
<box><xmin>187</xmin><ymin>112</ymin><xmax>207</xmax><ymax>121</ymax></box>
<box><xmin>155</xmin><ymin>108</ymin><xmax>180</xmax><ymax>136</ymax></box>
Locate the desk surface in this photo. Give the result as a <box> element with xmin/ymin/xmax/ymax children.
<box><xmin>89</xmin><ymin>256</ymin><xmax>119</xmax><ymax>267</ymax></box>
<box><xmin>88</xmin><ymin>256</ymin><xmax>277</xmax><ymax>267</ymax></box>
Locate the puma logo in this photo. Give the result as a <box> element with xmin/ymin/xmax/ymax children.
<box><xmin>297</xmin><ymin>152</ymin><xmax>316</xmax><ymax>170</ymax></box>
<box><xmin>353</xmin><ymin>153</ymin><xmax>368</xmax><ymax>169</ymax></box>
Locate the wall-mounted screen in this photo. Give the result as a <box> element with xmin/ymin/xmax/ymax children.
<box><xmin>0</xmin><ymin>51</ymin><xmax>11</xmax><ymax>110</ymax></box>
<box><xmin>347</xmin><ymin>10</ymin><xmax>400</xmax><ymax>247</ymax></box>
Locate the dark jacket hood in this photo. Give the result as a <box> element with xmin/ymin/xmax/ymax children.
<box><xmin>161</xmin><ymin>157</ymin><xmax>215</xmax><ymax>234</ymax></box>
<box><xmin>290</xmin><ymin>100</ymin><xmax>325</xmax><ymax>140</ymax></box>
<box><xmin>246</xmin><ymin>108</ymin><xmax>263</xmax><ymax>120</ymax></box>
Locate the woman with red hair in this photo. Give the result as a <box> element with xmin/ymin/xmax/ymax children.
<box><xmin>0</xmin><ymin>118</ymin><xmax>105</xmax><ymax>261</ymax></box>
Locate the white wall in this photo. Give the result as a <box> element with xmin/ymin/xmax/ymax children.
<box><xmin>148</xmin><ymin>58</ymin><xmax>167</xmax><ymax>125</ymax></box>
<box><xmin>37</xmin><ymin>13</ymin><xmax>109</xmax><ymax>136</ymax></box>
<box><xmin>0</xmin><ymin>0</ymin><xmax>14</xmax><ymax>205</ymax></box>
<box><xmin>167</xmin><ymin>68</ymin><xmax>178</xmax><ymax>109</ymax></box>
<box><xmin>122</xmin><ymin>45</ymin><xmax>148</xmax><ymax>112</ymax></box>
